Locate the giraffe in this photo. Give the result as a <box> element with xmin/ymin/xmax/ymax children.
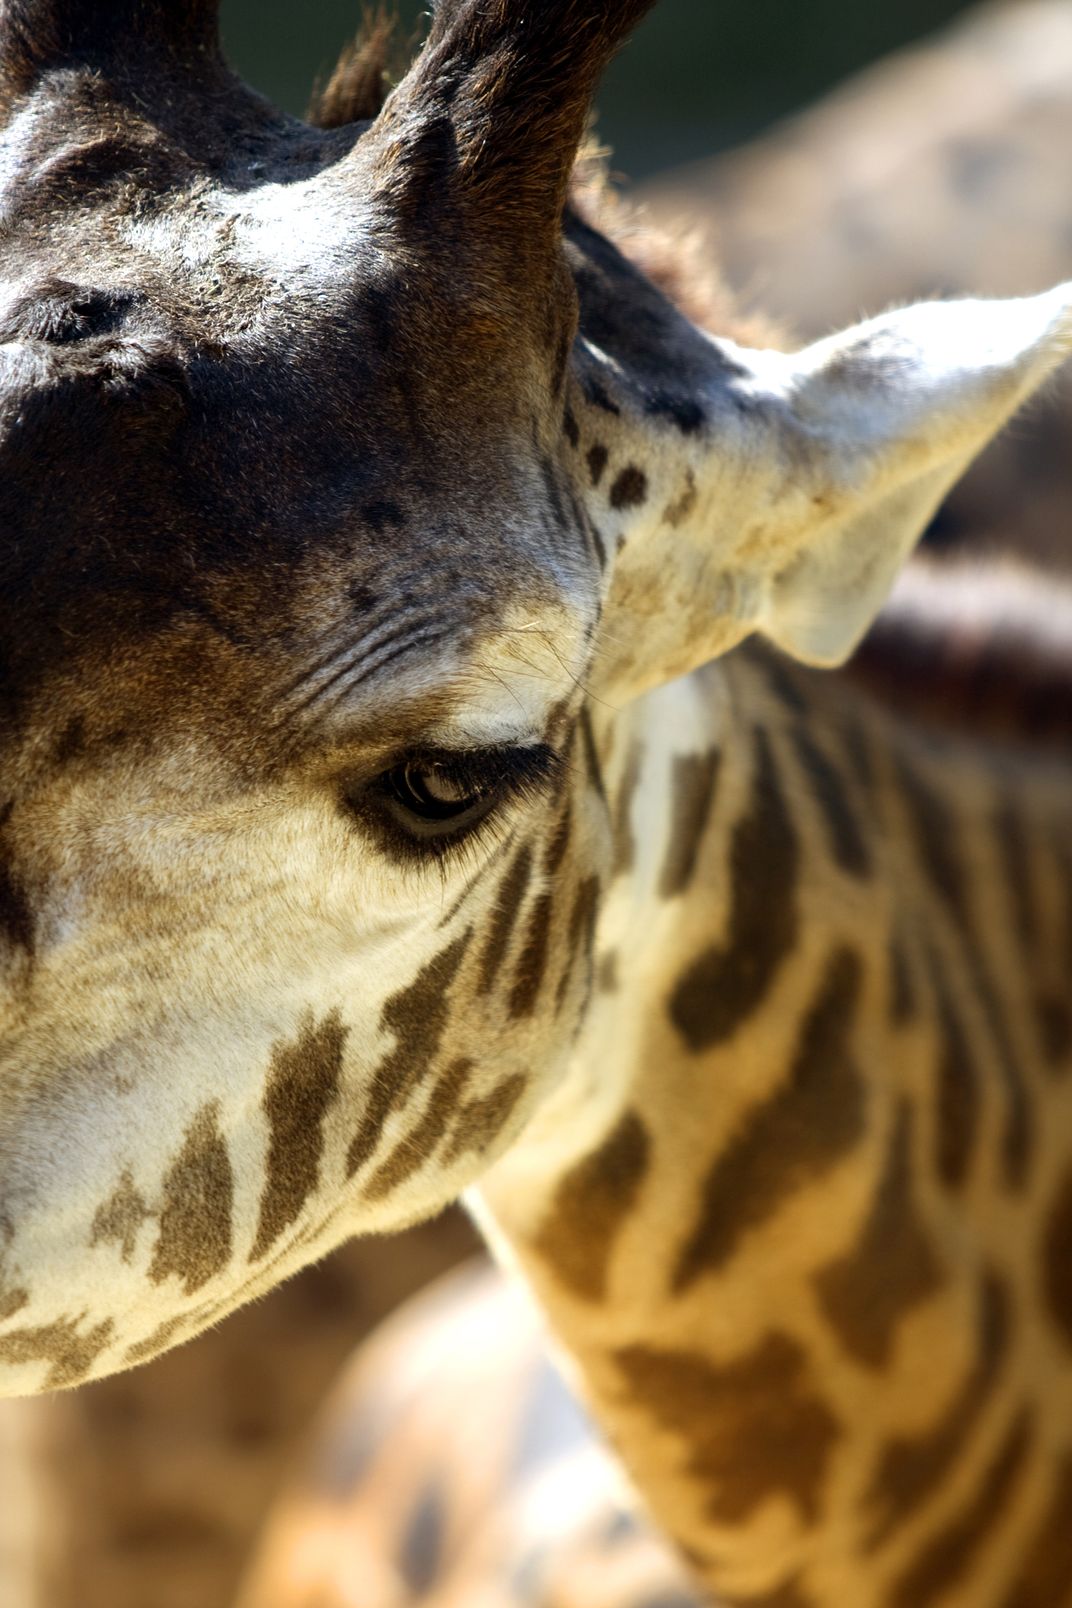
<box><xmin>237</xmin><ymin>1258</ymin><xmax>706</xmax><ymax>1608</ymax></box>
<box><xmin>1</xmin><ymin>0</ymin><xmax>1071</xmax><ymax>1603</ymax></box>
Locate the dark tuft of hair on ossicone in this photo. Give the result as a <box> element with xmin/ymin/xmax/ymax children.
<box><xmin>308</xmin><ymin>6</ymin><xmax>406</xmax><ymax>128</ymax></box>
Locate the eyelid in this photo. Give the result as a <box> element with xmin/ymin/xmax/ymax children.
<box><xmin>342</xmin><ymin>741</ymin><xmax>565</xmax><ymax>868</ymax></box>
<box><xmin>412</xmin><ymin>742</ymin><xmax>562</xmax><ymax>799</ymax></box>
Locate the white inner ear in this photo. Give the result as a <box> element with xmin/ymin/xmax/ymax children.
<box><xmin>763</xmin><ymin>466</ymin><xmax>960</xmax><ymax>666</ymax></box>
<box><xmin>733</xmin><ymin>285</ymin><xmax>1072</xmax><ymax>667</ymax></box>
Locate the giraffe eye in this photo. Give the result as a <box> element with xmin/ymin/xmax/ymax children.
<box><xmin>389</xmin><ymin>761</ymin><xmax>491</xmax><ymax>826</ymax></box>
<box><xmin>353</xmin><ymin>744</ymin><xmax>563</xmax><ymax>857</ymax></box>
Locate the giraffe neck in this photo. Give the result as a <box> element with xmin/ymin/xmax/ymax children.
<box><xmin>475</xmin><ymin>644</ymin><xmax>1072</xmax><ymax>1607</ymax></box>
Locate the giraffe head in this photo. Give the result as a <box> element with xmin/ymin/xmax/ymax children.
<box><xmin>0</xmin><ymin>0</ymin><xmax>662</xmax><ymax>1391</ymax></box>
<box><xmin>0</xmin><ymin>0</ymin><xmax>1070</xmax><ymax>1394</ymax></box>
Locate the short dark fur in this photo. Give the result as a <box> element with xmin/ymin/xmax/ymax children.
<box><xmin>0</xmin><ymin>0</ymin><xmax>669</xmax><ymax>806</ymax></box>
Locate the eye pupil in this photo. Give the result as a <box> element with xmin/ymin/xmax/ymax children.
<box><xmin>354</xmin><ymin>743</ymin><xmax>558</xmax><ymax>853</ymax></box>
<box><xmin>396</xmin><ymin>762</ymin><xmax>484</xmax><ymax>821</ymax></box>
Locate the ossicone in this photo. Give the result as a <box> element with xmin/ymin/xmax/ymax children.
<box><xmin>358</xmin><ymin>0</ymin><xmax>657</xmax><ymax>288</ymax></box>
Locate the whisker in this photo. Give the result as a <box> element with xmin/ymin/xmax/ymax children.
<box><xmin>467</xmin><ymin>658</ymin><xmax>532</xmax><ymax>717</ymax></box>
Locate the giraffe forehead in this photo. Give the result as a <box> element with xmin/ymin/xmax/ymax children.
<box><xmin>0</xmin><ymin>368</ymin><xmax>597</xmax><ymax>786</ymax></box>
<box><xmin>1</xmin><ymin>83</ymin><xmax>601</xmax><ymax>780</ymax></box>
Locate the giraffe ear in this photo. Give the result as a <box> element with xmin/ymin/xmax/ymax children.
<box><xmin>595</xmin><ymin>284</ymin><xmax>1072</xmax><ymax>697</ymax></box>
<box><xmin>750</xmin><ymin>288</ymin><xmax>1072</xmax><ymax>665</ymax></box>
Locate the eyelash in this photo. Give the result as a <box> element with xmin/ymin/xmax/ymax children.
<box><xmin>346</xmin><ymin>743</ymin><xmax>564</xmax><ymax>865</ymax></box>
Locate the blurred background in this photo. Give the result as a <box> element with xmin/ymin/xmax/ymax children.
<box><xmin>5</xmin><ymin>4</ymin><xmax>1072</xmax><ymax>1608</ymax></box>
<box><xmin>221</xmin><ymin>0</ymin><xmax>976</xmax><ymax>180</ymax></box>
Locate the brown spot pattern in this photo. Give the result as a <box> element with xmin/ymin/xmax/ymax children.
<box><xmin>555</xmin><ymin>874</ymin><xmax>600</xmax><ymax>1014</ymax></box>
<box><xmin>789</xmin><ymin>725</ymin><xmax>871</xmax><ymax>879</ymax></box>
<box><xmin>125</xmin><ymin>1314</ymin><xmax>187</xmax><ymax>1365</ymax></box>
<box><xmin>999</xmin><ymin>1453</ymin><xmax>1072</xmax><ymax>1606</ymax></box>
<box><xmin>663</xmin><ymin>469</ymin><xmax>698</xmax><ymax>528</ymax></box>
<box><xmin>969</xmin><ymin>943</ymin><xmax>1032</xmax><ymax>1186</ymax></box>
<box><xmin>888</xmin><ymin>932</ymin><xmax>918</xmax><ymax>1026</ymax></box>
<box><xmin>347</xmin><ymin>931</ymin><xmax>473</xmax><ymax>1179</ymax></box>
<box><xmin>759</xmin><ymin>654</ymin><xmax>808</xmax><ymax>715</ymax></box>
<box><xmin>898</xmin><ymin>758</ymin><xmax>971</xmax><ymax>928</ymax></box>
<box><xmin>364</xmin><ymin>1057</ymin><xmax>474</xmax><ymax>1202</ymax></box>
<box><xmin>929</xmin><ymin>946</ymin><xmax>981</xmax><ymax>1191</ymax></box>
<box><xmin>149</xmin><ymin>1102</ymin><xmax>234</xmax><ymax>1295</ymax></box>
<box><xmin>586</xmin><ymin>443</ymin><xmax>608</xmax><ymax>486</ymax></box>
<box><xmin>90</xmin><ymin>1169</ymin><xmax>152</xmax><ymax>1264</ymax></box>
<box><xmin>1057</xmin><ymin>834</ymin><xmax>1072</xmax><ymax>984</ymax></box>
<box><xmin>612</xmin><ymin>743</ymin><xmax>643</xmax><ymax>877</ymax></box>
<box><xmin>659</xmin><ymin>749</ymin><xmax>721</xmax><ymax>899</ymax></box>
<box><xmin>670</xmin><ymin>728</ymin><xmax>800</xmax><ymax>1053</ymax></box>
<box><xmin>579</xmin><ymin>706</ymin><xmax>607</xmax><ymax>806</ymax></box>
<box><xmin>674</xmin><ymin>947</ymin><xmax>865</xmax><ymax>1292</ymax></box>
<box><xmin>509</xmin><ymin>893</ymin><xmax>554</xmax><ymax>1018</ymax></box>
<box><xmin>1043</xmin><ymin>835</ymin><xmax>1072</xmax><ymax>1071</ymax></box>
<box><xmin>814</xmin><ymin>1104</ymin><xmax>944</xmax><ymax>1368</ymax></box>
<box><xmin>886</xmin><ymin>1410</ymin><xmax>1033</xmax><ymax>1607</ymax></box>
<box><xmin>544</xmin><ymin>800</ymin><xmax>573</xmax><ymax>878</ymax></box>
<box><xmin>0</xmin><ymin>1283</ymin><xmax>28</xmax><ymax>1321</ymax></box>
<box><xmin>534</xmin><ymin>1111</ymin><xmax>651</xmax><ymax>1300</ymax></box>
<box><xmin>901</xmin><ymin>761</ymin><xmax>1031</xmax><ymax>1186</ymax></box>
<box><xmin>0</xmin><ymin>1314</ymin><xmax>114</xmax><ymax>1388</ymax></box>
<box><xmin>1043</xmin><ymin>1164</ymin><xmax>1072</xmax><ymax>1349</ymax></box>
<box><xmin>249</xmin><ymin>1012</ymin><xmax>346</xmax><ymax>1261</ymax></box>
<box><xmin>609</xmin><ymin>464</ymin><xmax>648</xmax><ymax>511</ymax></box>
<box><xmin>442</xmin><ymin>1072</ymin><xmax>527</xmax><ymax>1165</ymax></box>
<box><xmin>864</xmin><ymin>1270</ymin><xmax>1011</xmax><ymax>1549</ymax></box>
<box><xmin>995</xmin><ymin>797</ymin><xmax>1038</xmax><ymax>961</ymax></box>
<box><xmin>597</xmin><ymin>950</ymin><xmax>619</xmax><ymax>993</ymax></box>
<box><xmin>476</xmin><ymin>849</ymin><xmax>533</xmax><ymax>996</ymax></box>
<box><xmin>1037</xmin><ymin>994</ymin><xmax>1072</xmax><ymax>1069</ymax></box>
<box><xmin>1033</xmin><ymin>833</ymin><xmax>1072</xmax><ymax>1069</ymax></box>
<box><xmin>616</xmin><ymin>1333</ymin><xmax>841</xmax><ymax>1526</ymax></box>
<box><xmin>839</xmin><ymin>716</ymin><xmax>875</xmax><ymax>795</ymax></box>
